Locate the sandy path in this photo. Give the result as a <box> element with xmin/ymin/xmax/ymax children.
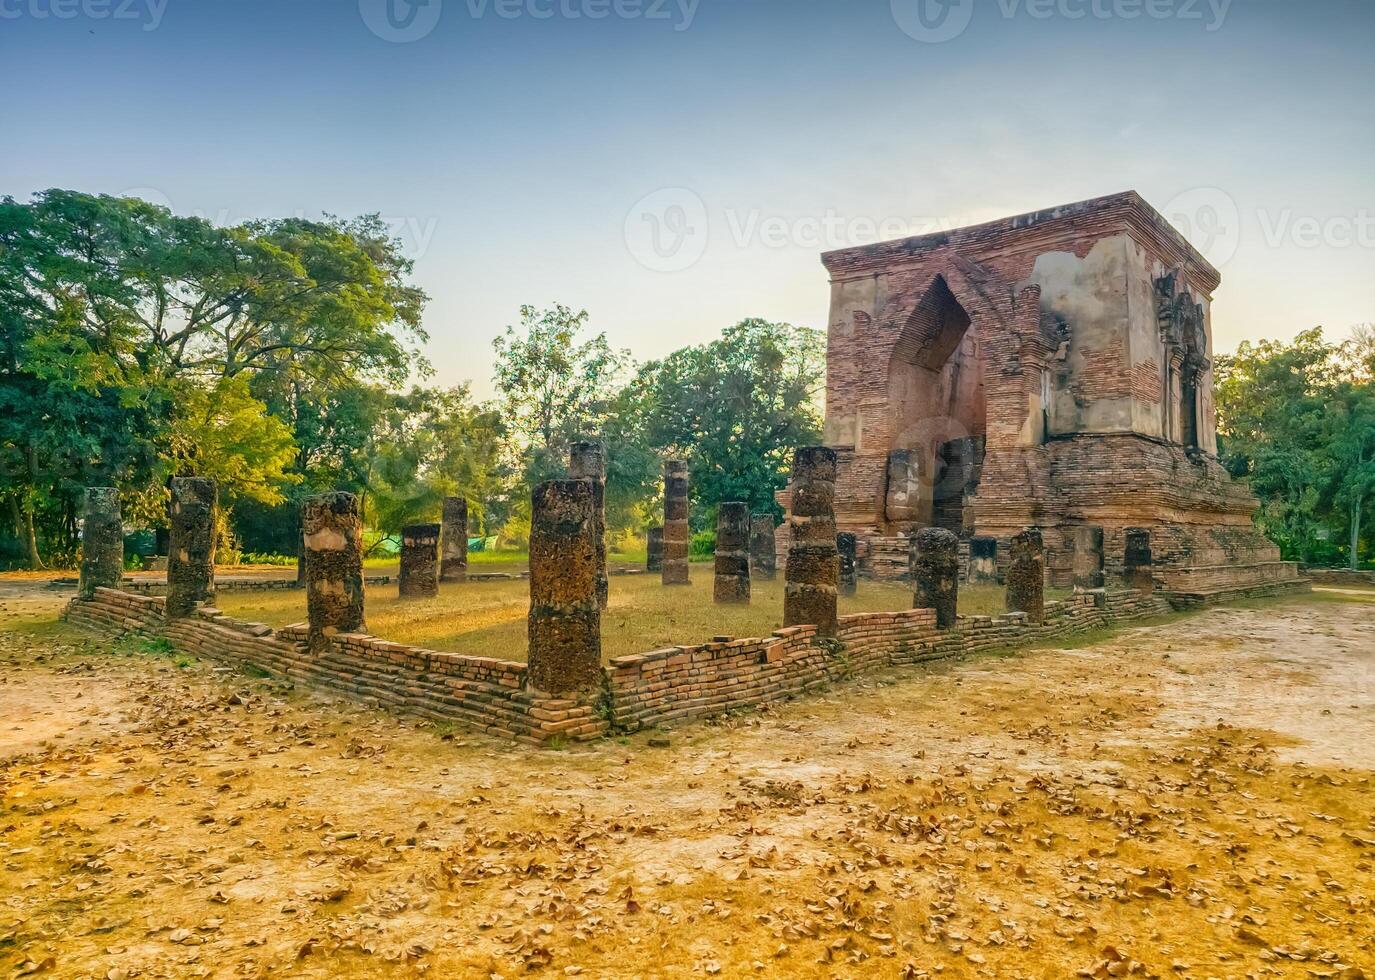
<box><xmin>1</xmin><ymin>591</ymin><xmax>1372</xmax><ymax>978</ymax></box>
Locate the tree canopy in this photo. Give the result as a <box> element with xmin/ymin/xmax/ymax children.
<box><xmin>1215</xmin><ymin>326</ymin><xmax>1375</xmax><ymax>568</ymax></box>
<box><xmin>1</xmin><ymin>190</ymin><xmax>827</xmax><ymax>569</ymax></box>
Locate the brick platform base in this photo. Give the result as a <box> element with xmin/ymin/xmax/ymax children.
<box><xmin>63</xmin><ymin>576</ymin><xmax>1309</xmax><ymax>744</ymax></box>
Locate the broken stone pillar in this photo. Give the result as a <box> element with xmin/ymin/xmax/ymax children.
<box><xmin>1005</xmin><ymin>528</ymin><xmax>1045</xmax><ymax>624</ymax></box>
<box><xmin>646</xmin><ymin>526</ymin><xmax>664</xmax><ymax>572</ymax></box>
<box><xmin>569</xmin><ymin>441</ymin><xmax>608</xmax><ymax>609</ymax></box>
<box><xmin>1123</xmin><ymin>527</ymin><xmax>1154</xmax><ymax>594</ymax></box>
<box><xmin>79</xmin><ymin>487</ymin><xmax>123</xmax><ymax>598</ymax></box>
<box><xmin>303</xmin><ymin>492</ymin><xmax>365</xmax><ymax>650</ymax></box>
<box><xmin>749</xmin><ymin>514</ymin><xmax>777</xmax><ymax>581</ymax></box>
<box><xmin>1072</xmin><ymin>525</ymin><xmax>1106</xmax><ymax>591</ymax></box>
<box><xmin>911</xmin><ymin>527</ymin><xmax>959</xmax><ymax>629</ymax></box>
<box><xmin>784</xmin><ymin>447</ymin><xmax>839</xmax><ymax>635</ymax></box>
<box><xmin>662</xmin><ymin>459</ymin><xmax>690</xmax><ymax>586</ymax></box>
<box><xmin>969</xmin><ymin>536</ymin><xmax>998</xmax><ymax>583</ymax></box>
<box><xmin>527</xmin><ymin>480</ymin><xmax>602</xmax><ymax>696</ymax></box>
<box><xmin>837</xmin><ymin>532</ymin><xmax>858</xmax><ymax>596</ymax></box>
<box><xmin>399</xmin><ymin>523</ymin><xmax>440</xmax><ymax>599</ymax></box>
<box><xmin>713</xmin><ymin>502</ymin><xmax>750</xmax><ymax>604</ymax></box>
<box><xmin>440</xmin><ymin>496</ymin><xmax>468</xmax><ymax>583</ymax></box>
<box><xmin>166</xmin><ymin>477</ymin><xmax>217</xmax><ymax>618</ymax></box>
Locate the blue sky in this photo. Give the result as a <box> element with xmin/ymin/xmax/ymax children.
<box><xmin>2</xmin><ymin>0</ymin><xmax>1372</xmax><ymax>395</ymax></box>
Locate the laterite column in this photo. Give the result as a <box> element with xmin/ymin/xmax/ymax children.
<box><xmin>569</xmin><ymin>441</ymin><xmax>609</xmax><ymax>609</ymax></box>
<box><xmin>1005</xmin><ymin>528</ymin><xmax>1045</xmax><ymax>623</ymax></box>
<box><xmin>662</xmin><ymin>459</ymin><xmax>690</xmax><ymax>586</ymax></box>
<box><xmin>1073</xmin><ymin>525</ymin><xmax>1105</xmax><ymax>591</ymax></box>
<box><xmin>528</xmin><ymin>480</ymin><xmax>602</xmax><ymax>696</ymax></box>
<box><xmin>749</xmin><ymin>514</ymin><xmax>776</xmax><ymax>581</ymax></box>
<box><xmin>303</xmin><ymin>492</ymin><xmax>365</xmax><ymax>651</ymax></box>
<box><xmin>79</xmin><ymin>487</ymin><xmax>123</xmax><ymax>598</ymax></box>
<box><xmin>784</xmin><ymin>447</ymin><xmax>839</xmax><ymax>635</ymax></box>
<box><xmin>646</xmin><ymin>526</ymin><xmax>664</xmax><ymax>572</ymax></box>
<box><xmin>440</xmin><ymin>496</ymin><xmax>469</xmax><ymax>583</ymax></box>
<box><xmin>1123</xmin><ymin>528</ymin><xmax>1154</xmax><ymax>594</ymax></box>
<box><xmin>166</xmin><ymin>477</ymin><xmax>217</xmax><ymax>618</ymax></box>
<box><xmin>399</xmin><ymin>523</ymin><xmax>440</xmax><ymax>598</ymax></box>
<box><xmin>837</xmin><ymin>532</ymin><xmax>858</xmax><ymax>596</ymax></box>
<box><xmin>912</xmin><ymin>527</ymin><xmax>959</xmax><ymax>629</ymax></box>
<box><xmin>713</xmin><ymin>502</ymin><xmax>750</xmax><ymax>604</ymax></box>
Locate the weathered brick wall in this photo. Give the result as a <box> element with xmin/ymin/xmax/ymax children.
<box><xmin>64</xmin><ymin>575</ymin><xmax>1305</xmax><ymax>744</ymax></box>
<box><xmin>1302</xmin><ymin>567</ymin><xmax>1375</xmax><ymax>586</ymax></box>
<box><xmin>604</xmin><ymin>590</ymin><xmax>1186</xmax><ymax>731</ymax></box>
<box><xmin>62</xmin><ymin>589</ymin><xmax>599</xmax><ymax>745</ymax></box>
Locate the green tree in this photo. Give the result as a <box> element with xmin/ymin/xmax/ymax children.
<box><xmin>0</xmin><ymin>190</ymin><xmax>428</xmax><ymax>567</ymax></box>
<box><xmin>491</xmin><ymin>304</ymin><xmax>628</xmax><ymax>487</ymax></box>
<box><xmin>1215</xmin><ymin>327</ymin><xmax>1375</xmax><ymax>568</ymax></box>
<box><xmin>635</xmin><ymin>318</ymin><xmax>825</xmax><ymax>524</ymax></box>
<box><xmin>362</xmin><ymin>386</ymin><xmax>507</xmax><ymax>545</ymax></box>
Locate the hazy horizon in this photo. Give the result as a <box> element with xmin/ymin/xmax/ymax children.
<box><xmin>3</xmin><ymin>0</ymin><xmax>1371</xmax><ymax>396</ymax></box>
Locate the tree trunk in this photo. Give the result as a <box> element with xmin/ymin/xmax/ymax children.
<box><xmin>1352</xmin><ymin>492</ymin><xmax>1363</xmax><ymax>571</ymax></box>
<box><xmin>11</xmin><ymin>496</ymin><xmax>44</xmax><ymax>570</ymax></box>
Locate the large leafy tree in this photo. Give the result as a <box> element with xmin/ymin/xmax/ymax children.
<box><xmin>362</xmin><ymin>385</ymin><xmax>507</xmax><ymax>544</ymax></box>
<box><xmin>0</xmin><ymin>190</ymin><xmax>429</xmax><ymax>566</ymax></box>
<box><xmin>1215</xmin><ymin>326</ymin><xmax>1375</xmax><ymax>568</ymax></box>
<box><xmin>635</xmin><ymin>318</ymin><xmax>825</xmax><ymax>524</ymax></box>
<box><xmin>491</xmin><ymin>304</ymin><xmax>628</xmax><ymax>488</ymax></box>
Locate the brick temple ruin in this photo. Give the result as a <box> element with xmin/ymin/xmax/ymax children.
<box><xmin>778</xmin><ymin>191</ymin><xmax>1305</xmax><ymax>600</ymax></box>
<box><xmin>61</xmin><ymin>191</ymin><xmax>1313</xmax><ymax>746</ymax></box>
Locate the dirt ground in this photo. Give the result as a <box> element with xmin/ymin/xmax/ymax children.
<box><xmin>1</xmin><ymin>582</ymin><xmax>1372</xmax><ymax>979</ymax></box>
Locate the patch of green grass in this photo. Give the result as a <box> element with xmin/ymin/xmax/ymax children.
<box><xmin>216</xmin><ymin>573</ymin><xmax>924</xmax><ymax>664</ymax></box>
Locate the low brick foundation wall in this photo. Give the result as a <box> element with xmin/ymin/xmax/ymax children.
<box><xmin>1302</xmin><ymin>567</ymin><xmax>1375</xmax><ymax>587</ymax></box>
<box><xmin>62</xmin><ymin>576</ymin><xmax>1307</xmax><ymax>745</ymax></box>
<box><xmin>62</xmin><ymin>588</ymin><xmax>598</xmax><ymax>745</ymax></box>
<box><xmin>607</xmin><ymin>589</ymin><xmax>1174</xmax><ymax>731</ymax></box>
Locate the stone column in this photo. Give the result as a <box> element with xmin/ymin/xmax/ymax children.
<box><xmin>527</xmin><ymin>480</ymin><xmax>602</xmax><ymax>696</ymax></box>
<box><xmin>837</xmin><ymin>532</ymin><xmax>858</xmax><ymax>596</ymax></box>
<box><xmin>662</xmin><ymin>459</ymin><xmax>690</xmax><ymax>586</ymax></box>
<box><xmin>166</xmin><ymin>477</ymin><xmax>217</xmax><ymax>618</ymax></box>
<box><xmin>968</xmin><ymin>536</ymin><xmax>998</xmax><ymax>583</ymax></box>
<box><xmin>440</xmin><ymin>496</ymin><xmax>469</xmax><ymax>583</ymax></box>
<box><xmin>1072</xmin><ymin>525</ymin><xmax>1105</xmax><ymax>591</ymax></box>
<box><xmin>646</xmin><ymin>526</ymin><xmax>664</xmax><ymax>572</ymax></box>
<box><xmin>749</xmin><ymin>514</ymin><xmax>777</xmax><ymax>581</ymax></box>
<box><xmin>912</xmin><ymin>527</ymin><xmax>959</xmax><ymax>629</ymax></box>
<box><xmin>1123</xmin><ymin>528</ymin><xmax>1154</xmax><ymax>594</ymax></box>
<box><xmin>569</xmin><ymin>441</ymin><xmax>609</xmax><ymax>609</ymax></box>
<box><xmin>784</xmin><ymin>447</ymin><xmax>839</xmax><ymax>635</ymax></box>
<box><xmin>303</xmin><ymin>492</ymin><xmax>365</xmax><ymax>650</ymax></box>
<box><xmin>399</xmin><ymin>523</ymin><xmax>440</xmax><ymax>599</ymax></box>
<box><xmin>1005</xmin><ymin>528</ymin><xmax>1045</xmax><ymax>623</ymax></box>
<box><xmin>79</xmin><ymin>487</ymin><xmax>123</xmax><ymax>597</ymax></box>
<box><xmin>713</xmin><ymin>502</ymin><xmax>750</xmax><ymax>604</ymax></box>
